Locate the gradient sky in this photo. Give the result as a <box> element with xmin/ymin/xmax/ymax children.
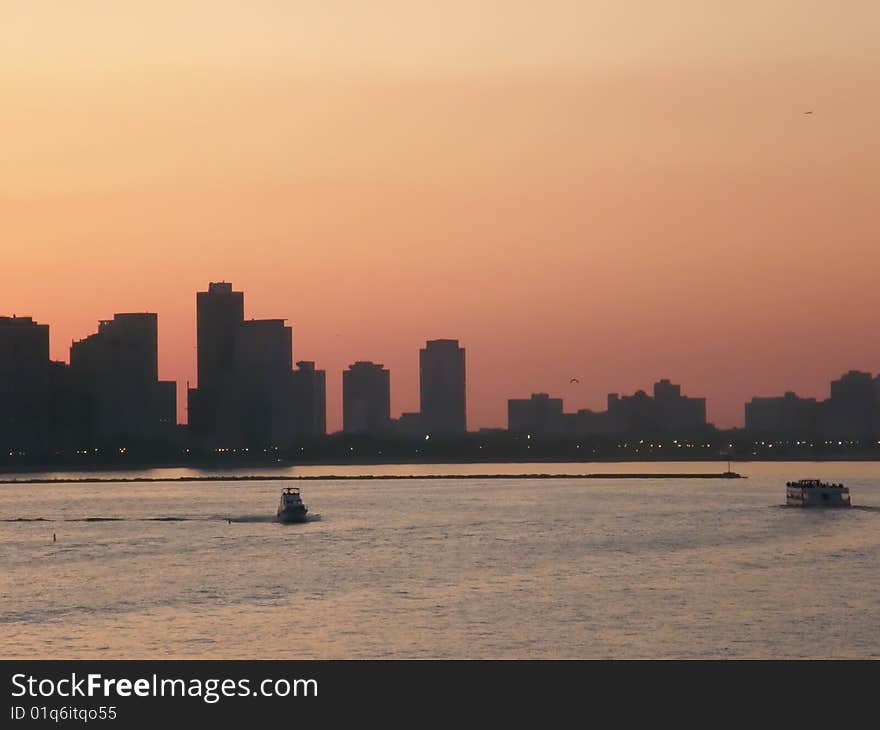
<box><xmin>3</xmin><ymin>2</ymin><xmax>879</xmax><ymax>431</ymax></box>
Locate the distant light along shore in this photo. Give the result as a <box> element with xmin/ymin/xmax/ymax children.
<box><xmin>0</xmin><ymin>472</ymin><xmax>743</xmax><ymax>485</ymax></box>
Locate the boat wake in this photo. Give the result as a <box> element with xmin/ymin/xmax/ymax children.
<box><xmin>228</xmin><ymin>514</ymin><xmax>322</xmax><ymax>524</ymax></box>
<box><xmin>3</xmin><ymin>514</ymin><xmax>323</xmax><ymax>523</ymax></box>
<box><xmin>774</xmin><ymin>504</ymin><xmax>880</xmax><ymax>512</ymax></box>
<box><xmin>4</xmin><ymin>516</ymin><xmax>224</xmax><ymax>523</ymax></box>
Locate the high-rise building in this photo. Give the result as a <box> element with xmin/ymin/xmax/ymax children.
<box><xmin>745</xmin><ymin>392</ymin><xmax>820</xmax><ymax>436</ymax></box>
<box><xmin>291</xmin><ymin>361</ymin><xmax>326</xmax><ymax>438</ymax></box>
<box><xmin>187</xmin><ymin>282</ymin><xmax>244</xmax><ymax>445</ymax></box>
<box><xmin>744</xmin><ymin>372</ymin><xmax>880</xmax><ymax>441</ymax></box>
<box><xmin>652</xmin><ymin>378</ymin><xmax>707</xmax><ymax>434</ymax></box>
<box><xmin>196</xmin><ymin>282</ymin><xmax>244</xmax><ymax>390</ymax></box>
<box><xmin>234</xmin><ymin>319</ymin><xmax>292</xmax><ymax>378</ymax></box>
<box><xmin>70</xmin><ymin>313</ymin><xmax>175</xmax><ymax>445</ymax></box>
<box><xmin>569</xmin><ymin>408</ymin><xmax>616</xmax><ymax>437</ymax></box>
<box><xmin>188</xmin><ymin>282</ymin><xmax>325</xmax><ymax>448</ymax></box>
<box><xmin>508</xmin><ymin>393</ymin><xmax>565</xmax><ymax>436</ymax></box>
<box><xmin>48</xmin><ymin>360</ymin><xmax>79</xmax><ymax>452</ymax></box>
<box><xmin>823</xmin><ymin>370</ymin><xmax>878</xmax><ymax>439</ymax></box>
<box><xmin>602</xmin><ymin>381</ymin><xmax>707</xmax><ymax>436</ymax></box>
<box><xmin>0</xmin><ymin>316</ymin><xmax>50</xmax><ymax>453</ymax></box>
<box><xmin>419</xmin><ymin>339</ymin><xmax>466</xmax><ymax>436</ymax></box>
<box><xmin>559</xmin><ymin>379</ymin><xmax>709</xmax><ymax>438</ymax></box>
<box><xmin>343</xmin><ymin>361</ymin><xmax>390</xmax><ymax>435</ymax></box>
<box><xmin>234</xmin><ymin>318</ymin><xmax>294</xmax><ymax>446</ymax></box>
<box><xmin>189</xmin><ymin>282</ymin><xmax>244</xmax><ymax>446</ymax></box>
<box><xmin>605</xmin><ymin>390</ymin><xmax>653</xmax><ymax>434</ymax></box>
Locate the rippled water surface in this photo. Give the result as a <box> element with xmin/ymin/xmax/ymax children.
<box><xmin>2</xmin><ymin>462</ymin><xmax>878</xmax><ymax>658</ymax></box>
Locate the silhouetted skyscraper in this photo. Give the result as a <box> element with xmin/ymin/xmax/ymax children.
<box><xmin>602</xmin><ymin>380</ymin><xmax>706</xmax><ymax>436</ymax></box>
<box><xmin>291</xmin><ymin>361</ymin><xmax>326</xmax><ymax>438</ymax></box>
<box><xmin>235</xmin><ymin>319</ymin><xmax>292</xmax><ymax>378</ymax></box>
<box><xmin>745</xmin><ymin>391</ymin><xmax>820</xmax><ymax>436</ymax></box>
<box><xmin>188</xmin><ymin>282</ymin><xmax>325</xmax><ymax>448</ymax></box>
<box><xmin>343</xmin><ymin>361</ymin><xmax>390</xmax><ymax>435</ymax></box>
<box><xmin>508</xmin><ymin>393</ymin><xmax>564</xmax><ymax>436</ymax></box>
<box><xmin>70</xmin><ymin>313</ymin><xmax>175</xmax><ymax>445</ymax></box>
<box><xmin>824</xmin><ymin>370</ymin><xmax>878</xmax><ymax>439</ymax></box>
<box><xmin>46</xmin><ymin>360</ymin><xmax>85</xmax><ymax>451</ymax></box>
<box><xmin>419</xmin><ymin>339</ymin><xmax>466</xmax><ymax>436</ymax></box>
<box><xmin>564</xmin><ymin>380</ymin><xmax>709</xmax><ymax>437</ymax></box>
<box><xmin>0</xmin><ymin>316</ymin><xmax>50</xmax><ymax>453</ymax></box>
<box><xmin>197</xmin><ymin>282</ymin><xmax>244</xmax><ymax>390</ymax></box>
<box><xmin>234</xmin><ymin>318</ymin><xmax>294</xmax><ymax>446</ymax></box>
<box><xmin>189</xmin><ymin>282</ymin><xmax>245</xmax><ymax>445</ymax></box>
<box><xmin>652</xmin><ymin>378</ymin><xmax>707</xmax><ymax>434</ymax></box>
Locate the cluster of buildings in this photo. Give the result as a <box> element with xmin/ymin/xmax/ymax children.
<box><xmin>1</xmin><ymin>313</ymin><xmax>176</xmax><ymax>454</ymax></box>
<box><xmin>508</xmin><ymin>379</ymin><xmax>708</xmax><ymax>438</ymax></box>
<box><xmin>3</xmin><ymin>282</ymin><xmax>880</xmax><ymax>457</ymax></box>
<box><xmin>186</xmin><ymin>282</ymin><xmax>325</xmax><ymax>448</ymax></box>
<box><xmin>335</xmin><ymin>339</ymin><xmax>467</xmax><ymax>438</ymax></box>
<box><xmin>0</xmin><ymin>283</ymin><xmax>468</xmax><ymax>454</ymax></box>
<box><xmin>745</xmin><ymin>370</ymin><xmax>880</xmax><ymax>441</ymax></box>
<box><xmin>186</xmin><ymin>283</ymin><xmax>467</xmax><ymax>446</ymax></box>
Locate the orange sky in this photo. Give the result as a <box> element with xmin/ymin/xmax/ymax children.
<box><xmin>3</xmin><ymin>2</ymin><xmax>879</xmax><ymax>431</ymax></box>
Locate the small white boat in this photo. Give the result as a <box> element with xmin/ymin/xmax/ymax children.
<box><xmin>277</xmin><ymin>487</ymin><xmax>309</xmax><ymax>523</ymax></box>
<box><xmin>786</xmin><ymin>479</ymin><xmax>851</xmax><ymax>507</ymax></box>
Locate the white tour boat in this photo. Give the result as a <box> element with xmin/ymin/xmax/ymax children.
<box><xmin>785</xmin><ymin>479</ymin><xmax>851</xmax><ymax>507</ymax></box>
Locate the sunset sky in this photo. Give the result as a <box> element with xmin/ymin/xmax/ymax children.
<box><xmin>3</xmin><ymin>2</ymin><xmax>879</xmax><ymax>431</ymax></box>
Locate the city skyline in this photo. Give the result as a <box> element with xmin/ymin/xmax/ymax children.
<box><xmin>4</xmin><ymin>282</ymin><xmax>880</xmax><ymax>437</ymax></box>
<box><xmin>5</xmin><ymin>0</ymin><xmax>880</xmax><ymax>679</ymax></box>
<box><xmin>5</xmin><ymin>3</ymin><xmax>879</xmax><ymax>434</ymax></box>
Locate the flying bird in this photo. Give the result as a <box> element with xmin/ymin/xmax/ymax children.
<box><xmin>570</xmin><ymin>378</ymin><xmax>580</xmax><ymax>385</ymax></box>
<box><xmin>804</xmin><ymin>110</ymin><xmax>813</xmax><ymax>115</ymax></box>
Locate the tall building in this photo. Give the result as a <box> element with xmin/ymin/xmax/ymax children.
<box><xmin>569</xmin><ymin>408</ymin><xmax>616</xmax><ymax>437</ymax></box>
<box><xmin>291</xmin><ymin>361</ymin><xmax>326</xmax><ymax>438</ymax></box>
<box><xmin>745</xmin><ymin>392</ymin><xmax>820</xmax><ymax>436</ymax></box>
<box><xmin>823</xmin><ymin>370</ymin><xmax>878</xmax><ymax>440</ymax></box>
<box><xmin>48</xmin><ymin>360</ymin><xmax>79</xmax><ymax>452</ymax></box>
<box><xmin>603</xmin><ymin>380</ymin><xmax>707</xmax><ymax>436</ymax></box>
<box><xmin>188</xmin><ymin>282</ymin><xmax>325</xmax><ymax>448</ymax></box>
<box><xmin>508</xmin><ymin>393</ymin><xmax>565</xmax><ymax>436</ymax></box>
<box><xmin>419</xmin><ymin>339</ymin><xmax>466</xmax><ymax>436</ymax></box>
<box><xmin>189</xmin><ymin>282</ymin><xmax>244</xmax><ymax>445</ymax></box>
<box><xmin>0</xmin><ymin>316</ymin><xmax>50</xmax><ymax>453</ymax></box>
<box><xmin>235</xmin><ymin>319</ymin><xmax>292</xmax><ymax>378</ymax></box>
<box><xmin>343</xmin><ymin>361</ymin><xmax>390</xmax><ymax>435</ymax></box>
<box><xmin>561</xmin><ymin>379</ymin><xmax>709</xmax><ymax>438</ymax></box>
<box><xmin>197</xmin><ymin>282</ymin><xmax>244</xmax><ymax>390</ymax></box>
<box><xmin>743</xmin><ymin>372</ymin><xmax>880</xmax><ymax>441</ymax></box>
<box><xmin>233</xmin><ymin>318</ymin><xmax>294</xmax><ymax>446</ymax></box>
<box><xmin>69</xmin><ymin>313</ymin><xmax>175</xmax><ymax>446</ymax></box>
<box><xmin>652</xmin><ymin>379</ymin><xmax>707</xmax><ymax>434</ymax></box>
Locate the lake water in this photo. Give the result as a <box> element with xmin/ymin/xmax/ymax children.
<box><xmin>2</xmin><ymin>461</ymin><xmax>878</xmax><ymax>658</ymax></box>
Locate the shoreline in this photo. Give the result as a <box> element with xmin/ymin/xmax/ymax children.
<box><xmin>0</xmin><ymin>472</ymin><xmax>744</xmax><ymax>484</ymax></box>
<box><xmin>1</xmin><ymin>453</ymin><xmax>878</xmax><ymax>477</ymax></box>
